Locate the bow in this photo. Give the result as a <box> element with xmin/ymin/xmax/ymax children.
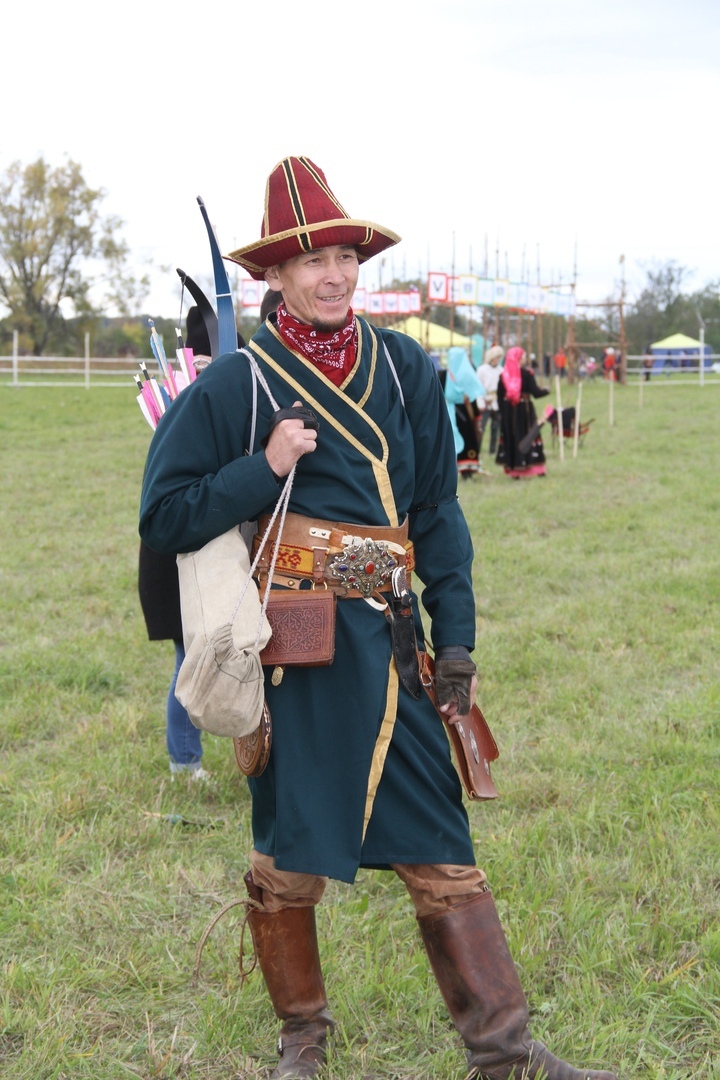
<box><xmin>176</xmin><ymin>267</ymin><xmax>221</xmax><ymax>361</ymax></box>
<box><xmin>196</xmin><ymin>196</ymin><xmax>238</xmax><ymax>358</ymax></box>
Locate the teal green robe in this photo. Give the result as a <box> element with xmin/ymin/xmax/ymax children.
<box><xmin>140</xmin><ymin>316</ymin><xmax>476</xmax><ymax>882</ymax></box>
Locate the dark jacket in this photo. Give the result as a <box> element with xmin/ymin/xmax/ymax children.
<box><xmin>138</xmin><ymin>542</ymin><xmax>183</xmax><ymax>641</ymax></box>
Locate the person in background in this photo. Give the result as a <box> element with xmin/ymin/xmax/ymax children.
<box><xmin>137</xmin><ymin>306</ymin><xmax>245</xmax><ymax>781</ymax></box>
<box><xmin>602</xmin><ymin>347</ymin><xmax>618</xmax><ymax>381</ymax></box>
<box><xmin>443</xmin><ymin>344</ymin><xmax>487</xmax><ymax>477</ymax></box>
<box><xmin>553</xmin><ymin>346</ymin><xmax>567</xmax><ymax>378</ymax></box>
<box><xmin>260</xmin><ymin>288</ymin><xmax>283</xmax><ymax>322</ymax></box>
<box><xmin>641</xmin><ymin>345</ymin><xmax>654</xmax><ymax>382</ymax></box>
<box><xmin>496</xmin><ymin>346</ymin><xmax>550</xmax><ymax>479</ymax></box>
<box><xmin>476</xmin><ymin>344</ymin><xmax>503</xmax><ymax>458</ymax></box>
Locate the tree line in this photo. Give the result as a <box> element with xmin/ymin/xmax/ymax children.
<box><xmin>1</xmin><ymin>158</ymin><xmax>718</xmax><ymax>359</ymax></box>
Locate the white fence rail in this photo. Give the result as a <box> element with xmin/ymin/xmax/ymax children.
<box><xmin>0</xmin><ymin>354</ymin><xmax>151</xmax><ymax>388</ymax></box>
<box><xmin>3</xmin><ymin>352</ymin><xmax>720</xmax><ymax>390</ymax></box>
<box><xmin>626</xmin><ymin>353</ymin><xmax>720</xmax><ymax>388</ymax></box>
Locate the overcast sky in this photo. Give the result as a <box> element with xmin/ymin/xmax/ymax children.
<box><xmin>3</xmin><ymin>0</ymin><xmax>718</xmax><ymax>318</ymax></box>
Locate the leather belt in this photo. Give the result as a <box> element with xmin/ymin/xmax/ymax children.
<box><xmin>253</xmin><ymin>511</ymin><xmax>414</xmax><ymax>599</ymax></box>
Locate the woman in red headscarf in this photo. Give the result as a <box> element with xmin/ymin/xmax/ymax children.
<box><xmin>496</xmin><ymin>346</ymin><xmax>550</xmax><ymax>477</ymax></box>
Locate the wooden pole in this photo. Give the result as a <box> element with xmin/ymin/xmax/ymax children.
<box><xmin>699</xmin><ymin>323</ymin><xmax>706</xmax><ymax>387</ymax></box>
<box><xmin>481</xmin><ymin>233</ymin><xmax>489</xmax><ymax>352</ymax></box>
<box><xmin>555</xmin><ymin>374</ymin><xmax>565</xmax><ymax>461</ymax></box>
<box><xmin>537</xmin><ymin>314</ymin><xmax>544</xmax><ymax>385</ymax></box>
<box><xmin>609</xmin><ymin>372</ymin><xmax>615</xmax><ymax>427</ymax></box>
<box><xmin>450</xmin><ymin>231</ymin><xmax>456</xmax><ymax>347</ymax></box>
<box><xmin>467</xmin><ymin>245</ymin><xmax>474</xmax><ymax>358</ymax></box>
<box><xmin>618</xmin><ymin>255</ymin><xmax>628</xmax><ymax>384</ymax></box>
<box><xmin>572</xmin><ymin>381</ymin><xmax>582</xmax><ymax>459</ymax></box>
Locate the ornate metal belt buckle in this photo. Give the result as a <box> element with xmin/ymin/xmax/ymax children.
<box><xmin>326</xmin><ymin>537</ymin><xmax>401</xmax><ymax>597</ymax></box>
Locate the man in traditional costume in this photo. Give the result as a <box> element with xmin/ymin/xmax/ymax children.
<box><xmin>139</xmin><ymin>157</ymin><xmax>617</xmax><ymax>1080</ymax></box>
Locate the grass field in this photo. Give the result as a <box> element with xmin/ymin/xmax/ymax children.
<box><xmin>1</xmin><ymin>379</ymin><xmax>719</xmax><ymax>1079</ymax></box>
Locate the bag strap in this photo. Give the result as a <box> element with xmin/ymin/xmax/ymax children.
<box><xmin>229</xmin><ymin>349</ymin><xmax>296</xmax><ymax>647</ymax></box>
<box><xmin>381</xmin><ymin>338</ymin><xmax>405</xmax><ymax>407</ymax></box>
<box><xmin>234</xmin><ymin>337</ymin><xmax>405</xmax><ymax>646</ymax></box>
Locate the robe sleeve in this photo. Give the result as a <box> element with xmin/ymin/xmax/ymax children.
<box><xmin>523</xmin><ymin>369</ymin><xmax>550</xmax><ymax>398</ymax></box>
<box><xmin>139</xmin><ymin>354</ymin><xmax>281</xmax><ymax>554</ymax></box>
<box><xmin>381</xmin><ymin>331</ymin><xmax>476</xmax><ymax>652</ymax></box>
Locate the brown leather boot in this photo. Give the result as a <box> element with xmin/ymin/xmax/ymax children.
<box><xmin>418</xmin><ymin>890</ymin><xmax>618</xmax><ymax>1080</ymax></box>
<box><xmin>245</xmin><ymin>872</ymin><xmax>333</xmax><ymax>1079</ymax></box>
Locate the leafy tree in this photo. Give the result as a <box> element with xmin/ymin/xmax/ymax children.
<box><xmin>624</xmin><ymin>261</ymin><xmax>720</xmax><ymax>355</ymax></box>
<box><xmin>0</xmin><ymin>157</ymin><xmax>148</xmax><ymax>354</ymax></box>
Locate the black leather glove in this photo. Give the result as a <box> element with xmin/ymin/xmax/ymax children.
<box><xmin>261</xmin><ymin>405</ymin><xmax>319</xmax><ymax>448</ymax></box>
<box><xmin>435</xmin><ymin>645</ymin><xmax>476</xmax><ymax>715</ymax></box>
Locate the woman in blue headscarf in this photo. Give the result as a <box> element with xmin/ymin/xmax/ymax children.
<box><xmin>443</xmin><ymin>345</ymin><xmax>486</xmax><ymax>476</ymax></box>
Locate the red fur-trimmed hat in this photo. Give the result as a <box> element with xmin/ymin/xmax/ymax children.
<box><xmin>226</xmin><ymin>156</ymin><xmax>401</xmax><ymax>280</ymax></box>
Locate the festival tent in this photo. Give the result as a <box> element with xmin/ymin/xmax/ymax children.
<box><xmin>649</xmin><ymin>333</ymin><xmax>712</xmax><ymax>371</ymax></box>
<box><xmin>387</xmin><ymin>317</ymin><xmax>471</xmax><ymax>351</ymax></box>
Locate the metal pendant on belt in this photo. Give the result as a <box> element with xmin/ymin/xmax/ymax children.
<box><xmin>386</xmin><ymin>566</ymin><xmax>422</xmax><ymax>699</ymax></box>
<box><xmin>326</xmin><ymin>537</ymin><xmax>402</xmax><ymax>598</ymax></box>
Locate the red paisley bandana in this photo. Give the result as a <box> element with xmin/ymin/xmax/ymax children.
<box><xmin>275</xmin><ymin>305</ymin><xmax>357</xmax><ymax>386</ymax></box>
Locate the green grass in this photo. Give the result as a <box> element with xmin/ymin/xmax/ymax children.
<box><xmin>1</xmin><ymin>380</ymin><xmax>718</xmax><ymax>1079</ymax></box>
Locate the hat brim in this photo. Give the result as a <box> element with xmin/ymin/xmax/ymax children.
<box><xmin>226</xmin><ymin>219</ymin><xmax>401</xmax><ymax>281</ymax></box>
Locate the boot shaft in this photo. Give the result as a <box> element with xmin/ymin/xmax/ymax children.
<box><xmin>245</xmin><ymin>870</ymin><xmax>328</xmax><ymax>1021</ymax></box>
<box><xmin>418</xmin><ymin>889</ymin><xmax>530</xmax><ymax>1064</ymax></box>
<box><xmin>418</xmin><ymin>891</ymin><xmax>617</xmax><ymax>1080</ymax></box>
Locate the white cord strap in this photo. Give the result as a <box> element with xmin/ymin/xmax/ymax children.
<box><xmin>229</xmin><ymin>349</ymin><xmax>296</xmax><ymax>647</ymax></box>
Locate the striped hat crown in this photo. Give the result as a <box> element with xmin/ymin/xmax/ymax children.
<box><xmin>226</xmin><ymin>156</ymin><xmax>400</xmax><ymax>281</ymax></box>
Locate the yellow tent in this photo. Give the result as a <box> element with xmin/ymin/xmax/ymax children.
<box><xmin>383</xmin><ymin>317</ymin><xmax>471</xmax><ymax>351</ymax></box>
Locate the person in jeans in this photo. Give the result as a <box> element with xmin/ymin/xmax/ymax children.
<box><xmin>137</xmin><ymin>306</ymin><xmax>244</xmax><ymax>780</ymax></box>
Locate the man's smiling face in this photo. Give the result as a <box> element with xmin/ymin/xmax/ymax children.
<box><xmin>265</xmin><ymin>245</ymin><xmax>359</xmax><ymax>331</ymax></box>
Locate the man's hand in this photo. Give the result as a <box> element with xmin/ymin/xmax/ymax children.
<box><xmin>264</xmin><ymin>400</ymin><xmax>318</xmax><ymax>478</ymax></box>
<box><xmin>435</xmin><ymin>646</ymin><xmax>477</xmax><ymax>720</ymax></box>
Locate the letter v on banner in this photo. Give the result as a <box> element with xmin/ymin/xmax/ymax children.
<box><xmin>427</xmin><ymin>272</ymin><xmax>449</xmax><ymax>303</ymax></box>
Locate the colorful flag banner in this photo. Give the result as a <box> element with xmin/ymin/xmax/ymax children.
<box><xmin>527</xmin><ymin>285</ymin><xmax>543</xmax><ymax>311</ymax></box>
<box><xmin>241</xmin><ymin>279</ymin><xmax>263</xmax><ymax>307</ymax></box>
<box><xmin>427</xmin><ymin>272</ymin><xmax>449</xmax><ymax>303</ymax></box>
<box><xmin>457</xmin><ymin>275</ymin><xmax>478</xmax><ymax>305</ymax></box>
<box><xmin>493</xmin><ymin>280</ymin><xmax>510</xmax><ymax>307</ymax></box>
<box><xmin>368</xmin><ymin>293</ymin><xmax>384</xmax><ymax>315</ymax></box>
<box><xmin>476</xmin><ymin>279</ymin><xmax>494</xmax><ymax>306</ymax></box>
<box><xmin>353</xmin><ymin>287</ymin><xmax>366</xmax><ymax>313</ymax></box>
<box><xmin>556</xmin><ymin>293</ymin><xmax>572</xmax><ymax>317</ymax></box>
<box><xmin>425</xmin><ymin>273</ymin><xmax>573</xmax><ymax>315</ymax></box>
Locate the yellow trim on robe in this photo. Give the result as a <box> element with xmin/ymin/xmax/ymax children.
<box><xmin>355</xmin><ymin>322</ymin><xmax>378</xmax><ymax>409</ymax></box>
<box><xmin>362</xmin><ymin>656</ymin><xmax>400</xmax><ymax>843</ymax></box>
<box><xmin>253</xmin><ymin>330</ymin><xmax>399</xmax><ymax>526</ymax></box>
<box><xmin>339</xmin><ymin>318</ymin><xmax>367</xmax><ymax>392</ymax></box>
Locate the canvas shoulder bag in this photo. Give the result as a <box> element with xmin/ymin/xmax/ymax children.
<box><xmin>174</xmin><ymin>351</ymin><xmax>296</xmax><ymax>739</ymax></box>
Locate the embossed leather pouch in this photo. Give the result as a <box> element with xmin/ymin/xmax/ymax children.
<box><xmin>260</xmin><ymin>589</ymin><xmax>336</xmax><ymax>667</ymax></box>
